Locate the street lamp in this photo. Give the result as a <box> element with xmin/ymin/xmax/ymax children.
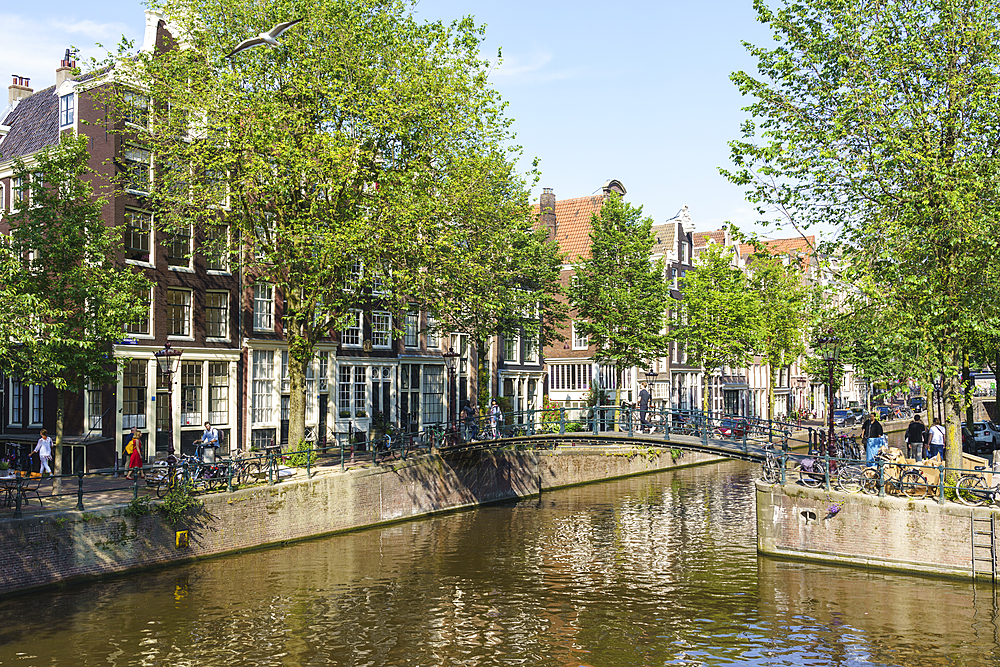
<box><xmin>443</xmin><ymin>347</ymin><xmax>459</xmax><ymax>427</ymax></box>
<box><xmin>816</xmin><ymin>333</ymin><xmax>841</xmax><ymax>456</ymax></box>
<box><xmin>154</xmin><ymin>342</ymin><xmax>183</xmax><ymax>458</ymax></box>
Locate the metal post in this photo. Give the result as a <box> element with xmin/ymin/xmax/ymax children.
<box><xmin>133</xmin><ymin>471</ymin><xmax>139</xmax><ymax>500</ymax></box>
<box><xmin>306</xmin><ymin>444</ymin><xmax>312</xmax><ymax>478</ymax></box>
<box><xmin>780</xmin><ymin>451</ymin><xmax>787</xmax><ymax>485</ymax></box>
<box><xmin>227</xmin><ymin>459</ymin><xmax>233</xmax><ymax>493</ymax></box>
<box><xmin>827</xmin><ymin>361</ymin><xmax>836</xmax><ymax>459</ymax></box>
<box><xmin>877</xmin><ymin>460</ymin><xmax>885</xmax><ymax>498</ymax></box>
<box><xmin>824</xmin><ymin>455</ymin><xmax>830</xmax><ymax>491</ymax></box>
<box><xmin>938</xmin><ymin>463</ymin><xmax>945</xmax><ymax>505</ymax></box>
<box><xmin>559</xmin><ymin>407</ymin><xmax>566</xmax><ymax>435</ymax></box>
<box><xmin>340</xmin><ymin>438</ymin><xmax>345</xmax><ymax>472</ymax></box>
<box><xmin>701</xmin><ymin>410</ymin><xmax>708</xmax><ymax>447</ymax></box>
<box><xmin>13</xmin><ymin>472</ymin><xmax>22</xmax><ymax>519</ymax></box>
<box><xmin>628</xmin><ymin>406</ymin><xmax>633</xmax><ymax>439</ymax></box>
<box><xmin>268</xmin><ymin>449</ymin><xmax>274</xmax><ymax>485</ymax></box>
<box><xmin>76</xmin><ymin>470</ymin><xmax>84</xmax><ymax>511</ymax></box>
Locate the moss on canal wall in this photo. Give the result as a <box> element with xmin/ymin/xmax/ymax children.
<box><xmin>0</xmin><ymin>446</ymin><xmax>724</xmax><ymax>596</ymax></box>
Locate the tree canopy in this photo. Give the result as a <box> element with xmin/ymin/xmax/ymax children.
<box><xmin>567</xmin><ymin>193</ymin><xmax>670</xmax><ymax>399</ymax></box>
<box><xmin>111</xmin><ymin>0</ymin><xmax>546</xmax><ymax>444</ymax></box>
<box><xmin>724</xmin><ymin>0</ymin><xmax>1000</xmax><ymax>468</ymax></box>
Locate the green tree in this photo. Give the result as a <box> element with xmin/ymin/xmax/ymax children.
<box><xmin>0</xmin><ymin>134</ymin><xmax>150</xmax><ymax>474</ymax></box>
<box><xmin>567</xmin><ymin>193</ymin><xmax>670</xmax><ymax>405</ymax></box>
<box><xmin>114</xmin><ymin>0</ymin><xmax>532</xmax><ymax>447</ymax></box>
<box><xmin>723</xmin><ymin>0</ymin><xmax>1000</xmax><ymax>471</ymax></box>
<box><xmin>748</xmin><ymin>253</ymin><xmax>813</xmax><ymax>420</ymax></box>
<box><xmin>669</xmin><ymin>243</ymin><xmax>758</xmax><ymax>412</ymax></box>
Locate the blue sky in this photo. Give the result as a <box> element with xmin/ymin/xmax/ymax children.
<box><xmin>1</xmin><ymin>0</ymin><xmax>786</xmax><ymax>237</ymax></box>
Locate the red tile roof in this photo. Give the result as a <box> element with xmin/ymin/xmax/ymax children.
<box><xmin>739</xmin><ymin>235</ymin><xmax>815</xmax><ymax>258</ymax></box>
<box><xmin>693</xmin><ymin>229</ymin><xmax>726</xmax><ymax>248</ymax></box>
<box><xmin>536</xmin><ymin>193</ymin><xmax>607</xmax><ymax>262</ymax></box>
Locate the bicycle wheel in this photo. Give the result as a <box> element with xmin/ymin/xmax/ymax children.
<box><xmin>956</xmin><ymin>475</ymin><xmax>988</xmax><ymax>506</ymax></box>
<box><xmin>899</xmin><ymin>470</ymin><xmax>927</xmax><ymax>499</ymax></box>
<box><xmin>799</xmin><ymin>461</ymin><xmax>825</xmax><ymax>488</ymax></box>
<box><xmin>836</xmin><ymin>465</ymin><xmax>864</xmax><ymax>493</ymax></box>
<box><xmin>859</xmin><ymin>468</ymin><xmax>880</xmax><ymax>494</ymax></box>
<box><xmin>761</xmin><ymin>456</ymin><xmax>781</xmax><ymax>484</ymax></box>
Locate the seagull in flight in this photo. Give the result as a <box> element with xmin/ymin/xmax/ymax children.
<box><xmin>226</xmin><ymin>19</ymin><xmax>304</xmax><ymax>58</ymax></box>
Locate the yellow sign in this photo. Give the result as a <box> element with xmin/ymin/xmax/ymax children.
<box><xmin>176</xmin><ymin>530</ymin><xmax>189</xmax><ymax>549</ymax></box>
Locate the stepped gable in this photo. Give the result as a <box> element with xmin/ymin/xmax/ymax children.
<box><xmin>0</xmin><ymin>86</ymin><xmax>59</xmax><ymax>162</ymax></box>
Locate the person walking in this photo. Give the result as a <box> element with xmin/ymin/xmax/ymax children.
<box><xmin>638</xmin><ymin>382</ymin><xmax>651</xmax><ymax>433</ymax></box>
<box><xmin>866</xmin><ymin>412</ymin><xmax>884</xmax><ymax>466</ymax></box>
<box><xmin>125</xmin><ymin>427</ymin><xmax>145</xmax><ymax>480</ymax></box>
<box><xmin>488</xmin><ymin>399</ymin><xmax>503</xmax><ymax>439</ymax></box>
<box><xmin>929</xmin><ymin>417</ymin><xmax>946</xmax><ymax>460</ymax></box>
<box><xmin>33</xmin><ymin>429</ymin><xmax>53</xmax><ymax>476</ymax></box>
<box><xmin>904</xmin><ymin>414</ymin><xmax>927</xmax><ymax>460</ymax></box>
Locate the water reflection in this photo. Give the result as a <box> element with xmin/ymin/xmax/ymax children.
<box><xmin>0</xmin><ymin>462</ymin><xmax>997</xmax><ymax>666</ymax></box>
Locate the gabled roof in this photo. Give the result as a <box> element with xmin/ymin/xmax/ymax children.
<box><xmin>538</xmin><ymin>193</ymin><xmax>606</xmax><ymax>262</ymax></box>
<box><xmin>0</xmin><ymin>86</ymin><xmax>59</xmax><ymax>163</ymax></box>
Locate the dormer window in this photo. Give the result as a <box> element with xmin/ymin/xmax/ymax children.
<box><xmin>59</xmin><ymin>94</ymin><xmax>74</xmax><ymax>126</ymax></box>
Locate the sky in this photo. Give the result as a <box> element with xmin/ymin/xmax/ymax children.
<box><xmin>0</xmin><ymin>0</ymin><xmax>786</xmax><ymax>237</ymax></box>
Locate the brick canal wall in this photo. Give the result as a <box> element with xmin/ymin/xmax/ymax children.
<box><xmin>1</xmin><ymin>446</ymin><xmax>721</xmax><ymax>595</ymax></box>
<box><xmin>756</xmin><ymin>480</ymin><xmax>991</xmax><ymax>579</ymax></box>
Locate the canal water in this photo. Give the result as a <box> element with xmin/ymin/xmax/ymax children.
<box><xmin>2</xmin><ymin>460</ymin><xmax>999</xmax><ymax>666</ymax></box>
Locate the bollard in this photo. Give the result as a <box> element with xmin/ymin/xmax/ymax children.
<box><xmin>824</xmin><ymin>455</ymin><xmax>830</xmax><ymax>491</ymax></box>
<box><xmin>307</xmin><ymin>444</ymin><xmax>312</xmax><ymax>478</ymax></box>
<box><xmin>76</xmin><ymin>470</ymin><xmax>85</xmax><ymax>511</ymax></box>
<box><xmin>133</xmin><ymin>470</ymin><xmax>140</xmax><ymax>500</ymax></box>
<box><xmin>628</xmin><ymin>408</ymin><xmax>633</xmax><ymax>439</ymax></box>
<box><xmin>268</xmin><ymin>449</ymin><xmax>275</xmax><ymax>486</ymax></box>
<box><xmin>780</xmin><ymin>451</ymin><xmax>787</xmax><ymax>485</ymax></box>
<box><xmin>938</xmin><ymin>463</ymin><xmax>945</xmax><ymax>505</ymax></box>
<box><xmin>341</xmin><ymin>439</ymin><xmax>345</xmax><ymax>472</ymax></box>
<box><xmin>13</xmin><ymin>472</ymin><xmax>22</xmax><ymax>519</ymax></box>
<box><xmin>560</xmin><ymin>408</ymin><xmax>566</xmax><ymax>435</ymax></box>
<box><xmin>877</xmin><ymin>460</ymin><xmax>885</xmax><ymax>497</ymax></box>
<box><xmin>227</xmin><ymin>459</ymin><xmax>234</xmax><ymax>493</ymax></box>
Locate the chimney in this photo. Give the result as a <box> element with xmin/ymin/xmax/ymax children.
<box><xmin>540</xmin><ymin>187</ymin><xmax>557</xmax><ymax>240</ymax></box>
<box><xmin>56</xmin><ymin>48</ymin><xmax>77</xmax><ymax>87</ymax></box>
<box><xmin>8</xmin><ymin>75</ymin><xmax>32</xmax><ymax>105</ymax></box>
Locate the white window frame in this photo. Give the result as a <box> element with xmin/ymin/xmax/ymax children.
<box><xmin>251</xmin><ymin>350</ymin><xmax>275</xmax><ymax>424</ymax></box>
<box><xmin>205</xmin><ymin>290</ymin><xmax>229</xmax><ymax>340</ymax></box>
<box><xmin>166</xmin><ymin>287</ymin><xmax>193</xmax><ymax>338</ymax></box>
<box><xmin>404</xmin><ymin>309</ymin><xmax>419</xmax><ymax>347</ymax></box>
<box><xmin>525</xmin><ymin>335</ymin><xmax>539</xmax><ymax>364</ymax></box>
<box><xmin>253</xmin><ymin>283</ymin><xmax>274</xmax><ymax>332</ymax></box>
<box><xmin>372</xmin><ymin>311</ymin><xmax>391</xmax><ymax>349</ymax></box>
<box><xmin>342</xmin><ymin>310</ymin><xmax>362</xmax><ymax>348</ymax></box>
<box><xmin>427</xmin><ymin>316</ymin><xmax>439</xmax><ymax>349</ymax></box>
<box><xmin>124</xmin><ymin>286</ymin><xmax>153</xmax><ymax>337</ymax></box>
<box><xmin>503</xmin><ymin>334</ymin><xmax>520</xmax><ymax>364</ymax></box>
<box><xmin>205</xmin><ymin>225</ymin><xmax>230</xmax><ymax>273</ymax></box>
<box><xmin>166</xmin><ymin>223</ymin><xmax>193</xmax><ymax>270</ymax></box>
<box><xmin>60</xmin><ymin>93</ymin><xmax>74</xmax><ymax>127</ymax></box>
<box><xmin>122</xmin><ymin>145</ymin><xmax>152</xmax><ymax>194</ymax></box>
<box><xmin>124</xmin><ymin>209</ymin><xmax>153</xmax><ymax>266</ymax></box>
<box><xmin>572</xmin><ymin>322</ymin><xmax>589</xmax><ymax>350</ymax></box>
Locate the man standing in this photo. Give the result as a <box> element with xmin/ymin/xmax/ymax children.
<box><xmin>638</xmin><ymin>382</ymin><xmax>651</xmax><ymax>433</ymax></box>
<box><xmin>904</xmin><ymin>414</ymin><xmax>927</xmax><ymax>460</ymax></box>
<box><xmin>929</xmin><ymin>417</ymin><xmax>946</xmax><ymax>460</ymax></box>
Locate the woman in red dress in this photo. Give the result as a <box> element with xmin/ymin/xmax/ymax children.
<box><xmin>126</xmin><ymin>428</ymin><xmax>144</xmax><ymax>479</ymax></box>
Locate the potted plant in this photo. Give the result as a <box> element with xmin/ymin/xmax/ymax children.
<box><xmin>339</xmin><ymin>409</ymin><xmax>351</xmax><ymax>418</ymax></box>
<box><xmin>355</xmin><ymin>409</ymin><xmax>367</xmax><ymax>418</ymax></box>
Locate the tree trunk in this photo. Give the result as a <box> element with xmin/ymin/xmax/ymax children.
<box><xmin>53</xmin><ymin>389</ymin><xmax>65</xmax><ymax>493</ymax></box>
<box><xmin>944</xmin><ymin>350</ymin><xmax>963</xmax><ymax>475</ymax></box>
<box><xmin>476</xmin><ymin>338</ymin><xmax>490</xmax><ymax>409</ymax></box>
<box><xmin>963</xmin><ymin>353</ymin><xmax>974</xmax><ymax>427</ymax></box>
<box><xmin>702</xmin><ymin>371</ymin><xmax>710</xmax><ymax>414</ymax></box>
<box><xmin>285</xmin><ymin>311</ymin><xmax>315</xmax><ymax>452</ymax></box>
<box><xmin>767</xmin><ymin>364</ymin><xmax>777</xmax><ymax>421</ymax></box>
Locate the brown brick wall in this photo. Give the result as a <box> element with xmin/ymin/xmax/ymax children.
<box><xmin>756</xmin><ymin>480</ymin><xmax>990</xmax><ymax>578</ymax></box>
<box><xmin>0</xmin><ymin>446</ymin><xmax>723</xmax><ymax>595</ymax></box>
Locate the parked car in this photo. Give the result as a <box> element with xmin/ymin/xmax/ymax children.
<box><xmin>962</xmin><ymin>421</ymin><xmax>999</xmax><ymax>452</ymax></box>
<box><xmin>832</xmin><ymin>410</ymin><xmax>856</xmax><ymax>427</ymax></box>
<box><xmin>909</xmin><ymin>396</ymin><xmax>926</xmax><ymax>412</ymax></box>
<box><xmin>961</xmin><ymin>425</ymin><xmax>982</xmax><ymax>455</ymax></box>
<box><xmin>874</xmin><ymin>406</ymin><xmax>890</xmax><ymax>420</ymax></box>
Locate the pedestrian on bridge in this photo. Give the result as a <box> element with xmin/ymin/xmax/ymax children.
<box><xmin>866</xmin><ymin>412</ymin><xmax>885</xmax><ymax>466</ymax></box>
<box><xmin>638</xmin><ymin>382</ymin><xmax>651</xmax><ymax>433</ymax></box>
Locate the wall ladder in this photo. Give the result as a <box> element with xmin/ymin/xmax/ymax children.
<box><xmin>971</xmin><ymin>514</ymin><xmax>997</xmax><ymax>581</ymax></box>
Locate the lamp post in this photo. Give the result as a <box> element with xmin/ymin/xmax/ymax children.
<box><xmin>154</xmin><ymin>342</ymin><xmax>183</xmax><ymax>459</ymax></box>
<box><xmin>817</xmin><ymin>333</ymin><xmax>841</xmax><ymax>456</ymax></box>
<box><xmin>443</xmin><ymin>347</ymin><xmax>459</xmax><ymax>429</ymax></box>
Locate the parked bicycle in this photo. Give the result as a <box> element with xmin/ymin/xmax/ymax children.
<box><xmin>956</xmin><ymin>467</ymin><xmax>999</xmax><ymax>506</ymax></box>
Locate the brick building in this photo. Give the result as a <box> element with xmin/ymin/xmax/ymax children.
<box><xmin>0</xmin><ymin>11</ymin><xmax>469</xmax><ymax>469</ymax></box>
